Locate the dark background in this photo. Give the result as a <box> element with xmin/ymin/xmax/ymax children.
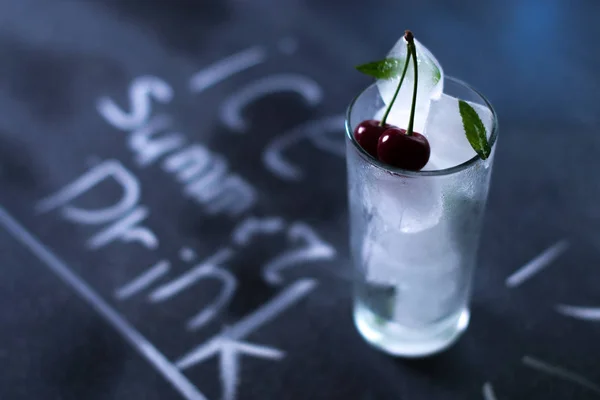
<box><xmin>0</xmin><ymin>0</ymin><xmax>599</xmax><ymax>399</ymax></box>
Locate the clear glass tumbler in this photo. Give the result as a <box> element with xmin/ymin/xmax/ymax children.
<box><xmin>345</xmin><ymin>77</ymin><xmax>498</xmax><ymax>357</ymax></box>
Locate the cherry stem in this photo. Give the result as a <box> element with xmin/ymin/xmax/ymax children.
<box><xmin>380</xmin><ymin>51</ymin><xmax>411</xmax><ymax>126</ymax></box>
<box><xmin>405</xmin><ymin>31</ymin><xmax>418</xmax><ymax>136</ymax></box>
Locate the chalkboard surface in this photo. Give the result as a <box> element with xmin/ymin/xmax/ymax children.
<box><xmin>1</xmin><ymin>1</ymin><xmax>599</xmax><ymax>399</ymax></box>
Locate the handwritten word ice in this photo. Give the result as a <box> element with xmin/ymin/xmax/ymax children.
<box><xmin>189</xmin><ymin>45</ymin><xmax>345</xmax><ymax>182</ymax></box>
<box><xmin>263</xmin><ymin>115</ymin><xmax>346</xmax><ymax>181</ymax></box>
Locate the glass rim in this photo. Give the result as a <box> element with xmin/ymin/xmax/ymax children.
<box><xmin>345</xmin><ymin>76</ymin><xmax>499</xmax><ymax>177</ymax></box>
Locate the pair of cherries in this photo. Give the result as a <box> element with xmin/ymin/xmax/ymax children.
<box><xmin>354</xmin><ymin>120</ymin><xmax>430</xmax><ymax>171</ymax></box>
<box><xmin>353</xmin><ymin>30</ymin><xmax>430</xmax><ymax>172</ymax></box>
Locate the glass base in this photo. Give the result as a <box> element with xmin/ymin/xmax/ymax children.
<box><xmin>353</xmin><ymin>302</ymin><xmax>470</xmax><ymax>358</ymax></box>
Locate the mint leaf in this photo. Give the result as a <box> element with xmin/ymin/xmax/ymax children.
<box><xmin>355</xmin><ymin>57</ymin><xmax>406</xmax><ymax>80</ymax></box>
<box><xmin>458</xmin><ymin>100</ymin><xmax>491</xmax><ymax>160</ymax></box>
<box><xmin>432</xmin><ymin>66</ymin><xmax>441</xmax><ymax>85</ymax></box>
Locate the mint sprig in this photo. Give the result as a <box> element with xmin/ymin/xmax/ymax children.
<box><xmin>357</xmin><ymin>53</ymin><xmax>441</xmax><ymax>85</ymax></box>
<box><xmin>355</xmin><ymin>58</ymin><xmax>407</xmax><ymax>80</ymax></box>
<box><xmin>432</xmin><ymin>67</ymin><xmax>441</xmax><ymax>85</ymax></box>
<box><xmin>458</xmin><ymin>100</ymin><xmax>491</xmax><ymax>160</ymax></box>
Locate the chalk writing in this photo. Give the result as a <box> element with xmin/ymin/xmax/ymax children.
<box><xmin>130</xmin><ymin>114</ymin><xmax>185</xmax><ymax>167</ymax></box>
<box><xmin>0</xmin><ymin>207</ymin><xmax>208</xmax><ymax>400</ymax></box>
<box><xmin>115</xmin><ymin>260</ymin><xmax>171</xmax><ymax>300</ymax></box>
<box><xmin>177</xmin><ymin>279</ymin><xmax>317</xmax><ymax>400</ymax></box>
<box><xmin>27</xmin><ymin>38</ymin><xmax>344</xmax><ymax>400</ymax></box>
<box><xmin>220</xmin><ymin>74</ymin><xmax>323</xmax><ymax>132</ymax></box>
<box><xmin>88</xmin><ymin>206</ymin><xmax>157</xmax><ymax>250</ymax></box>
<box><xmin>231</xmin><ymin>216</ymin><xmax>285</xmax><ymax>246</ymax></box>
<box><xmin>98</xmin><ymin>76</ymin><xmax>258</xmax><ymax>218</ymax></box>
<box><xmin>263</xmin><ymin>222</ymin><xmax>336</xmax><ymax>285</ymax></box>
<box><xmin>263</xmin><ymin>115</ymin><xmax>345</xmax><ymax>181</ymax></box>
<box><xmin>149</xmin><ymin>248</ymin><xmax>235</xmax><ymax>303</ymax></box>
<box><xmin>505</xmin><ymin>240</ymin><xmax>569</xmax><ymax>288</ymax></box>
<box><xmin>37</xmin><ymin>160</ymin><xmax>140</xmax><ymax>224</ymax></box>
<box><xmin>556</xmin><ymin>304</ymin><xmax>600</xmax><ymax>321</ymax></box>
<box><xmin>522</xmin><ymin>355</ymin><xmax>600</xmax><ymax>396</ymax></box>
<box><xmin>181</xmin><ymin>156</ymin><xmax>256</xmax><ymax>217</ymax></box>
<box><xmin>189</xmin><ymin>46</ymin><xmax>266</xmax><ymax>93</ymax></box>
<box><xmin>163</xmin><ymin>144</ymin><xmax>212</xmax><ymax>181</ymax></box>
<box><xmin>97</xmin><ymin>76</ymin><xmax>173</xmax><ymax>131</ymax></box>
<box><xmin>36</xmin><ymin>160</ymin><xmax>158</xmax><ymax>251</ymax></box>
<box><xmin>482</xmin><ymin>383</ymin><xmax>498</xmax><ymax>400</ymax></box>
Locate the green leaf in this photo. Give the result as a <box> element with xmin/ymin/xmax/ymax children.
<box><xmin>355</xmin><ymin>57</ymin><xmax>406</xmax><ymax>80</ymax></box>
<box><xmin>432</xmin><ymin>66</ymin><xmax>441</xmax><ymax>85</ymax></box>
<box><xmin>458</xmin><ymin>100</ymin><xmax>491</xmax><ymax>160</ymax></box>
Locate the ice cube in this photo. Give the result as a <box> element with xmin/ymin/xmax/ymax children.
<box><xmin>362</xmin><ymin>230</ymin><xmax>400</xmax><ymax>285</ymax></box>
<box><xmin>423</xmin><ymin>93</ymin><xmax>494</xmax><ymax>171</ymax></box>
<box><xmin>362</xmin><ymin>215</ymin><xmax>465</xmax><ymax>324</ymax></box>
<box><xmin>392</xmin><ymin>263</ymin><xmax>462</xmax><ymax>325</ymax></box>
<box><xmin>362</xmin><ymin>164</ymin><xmax>443</xmax><ymax>234</ymax></box>
<box><xmin>376</xmin><ymin>37</ymin><xmax>444</xmax><ymax>133</ymax></box>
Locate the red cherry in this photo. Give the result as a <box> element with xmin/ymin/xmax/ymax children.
<box><xmin>377</xmin><ymin>128</ymin><xmax>430</xmax><ymax>171</ymax></box>
<box><xmin>353</xmin><ymin>119</ymin><xmax>393</xmax><ymax>158</ymax></box>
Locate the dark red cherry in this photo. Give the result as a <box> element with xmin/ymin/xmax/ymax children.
<box><xmin>353</xmin><ymin>119</ymin><xmax>392</xmax><ymax>158</ymax></box>
<box><xmin>377</xmin><ymin>128</ymin><xmax>430</xmax><ymax>171</ymax></box>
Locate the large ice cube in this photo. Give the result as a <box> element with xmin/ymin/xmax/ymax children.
<box><xmin>362</xmin><ymin>166</ymin><xmax>443</xmax><ymax>234</ymax></box>
<box><xmin>376</xmin><ymin>37</ymin><xmax>444</xmax><ymax>133</ymax></box>
<box><xmin>362</xmin><ymin>229</ymin><xmax>400</xmax><ymax>285</ymax></box>
<box><xmin>363</xmin><ymin>217</ymin><xmax>462</xmax><ymax>281</ymax></box>
<box><xmin>392</xmin><ymin>261</ymin><xmax>462</xmax><ymax>325</ymax></box>
<box><xmin>362</xmin><ymin>215</ymin><xmax>464</xmax><ymax>324</ymax></box>
<box><xmin>362</xmin><ymin>219</ymin><xmax>463</xmax><ymax>326</ymax></box>
<box><xmin>361</xmin><ymin>165</ymin><xmax>448</xmax><ymax>288</ymax></box>
<box><xmin>423</xmin><ymin>94</ymin><xmax>494</xmax><ymax>170</ymax></box>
